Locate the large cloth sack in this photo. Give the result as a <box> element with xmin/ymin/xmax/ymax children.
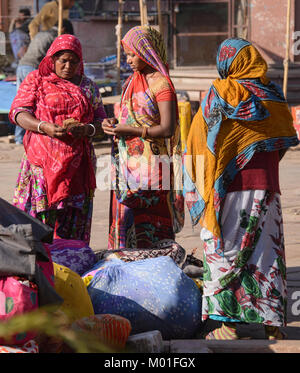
<box><xmin>71</xmin><ymin>314</ymin><xmax>132</xmax><ymax>350</ymax></box>
<box><xmin>0</xmin><ymin>246</ymin><xmax>58</xmax><ymax>346</ymax></box>
<box><xmin>85</xmin><ymin>256</ymin><xmax>202</xmax><ymax>339</ymax></box>
<box><xmin>45</xmin><ymin>239</ymin><xmax>97</xmax><ymax>276</ymax></box>
<box><xmin>53</xmin><ymin>263</ymin><xmax>94</xmax><ymax>324</ymax></box>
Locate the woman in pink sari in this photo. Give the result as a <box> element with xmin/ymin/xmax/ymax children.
<box><xmin>9</xmin><ymin>34</ymin><xmax>107</xmax><ymax>244</ymax></box>
<box><xmin>102</xmin><ymin>26</ymin><xmax>184</xmax><ymax>250</ymax></box>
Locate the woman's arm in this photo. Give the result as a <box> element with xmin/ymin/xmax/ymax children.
<box><xmin>148</xmin><ymin>100</ymin><xmax>176</xmax><ymax>138</ymax></box>
<box><xmin>16</xmin><ymin>111</ymin><xmax>67</xmax><ymax>139</ymax></box>
<box><xmin>17</xmin><ymin>111</ymin><xmax>99</xmax><ymax>139</ymax></box>
<box><xmin>102</xmin><ymin>99</ymin><xmax>176</xmax><ymax>139</ymax></box>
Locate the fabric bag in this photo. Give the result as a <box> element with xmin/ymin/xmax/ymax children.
<box><xmin>53</xmin><ymin>263</ymin><xmax>94</xmax><ymax>324</ymax></box>
<box><xmin>85</xmin><ymin>256</ymin><xmax>202</xmax><ymax>339</ymax></box>
<box><xmin>45</xmin><ymin>239</ymin><xmax>97</xmax><ymax>275</ymax></box>
<box><xmin>0</xmin><ymin>276</ymin><xmax>38</xmax><ymax>345</ymax></box>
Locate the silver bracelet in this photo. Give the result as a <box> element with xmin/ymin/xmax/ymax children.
<box><xmin>88</xmin><ymin>123</ymin><xmax>96</xmax><ymax>137</ymax></box>
<box><xmin>37</xmin><ymin>121</ymin><xmax>47</xmax><ymax>133</ymax></box>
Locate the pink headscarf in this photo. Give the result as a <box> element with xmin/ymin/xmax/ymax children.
<box><xmin>39</xmin><ymin>33</ymin><xmax>84</xmax><ymax>77</ymax></box>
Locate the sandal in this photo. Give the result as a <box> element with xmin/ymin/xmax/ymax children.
<box><xmin>205</xmin><ymin>322</ymin><xmax>239</xmax><ymax>340</ymax></box>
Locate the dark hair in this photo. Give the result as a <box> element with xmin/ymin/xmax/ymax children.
<box><xmin>54</xmin><ymin>19</ymin><xmax>74</xmax><ymax>35</ymax></box>
<box><xmin>19</xmin><ymin>7</ymin><xmax>31</xmax><ymax>17</ymax></box>
<box><xmin>62</xmin><ymin>19</ymin><xmax>74</xmax><ymax>35</ymax></box>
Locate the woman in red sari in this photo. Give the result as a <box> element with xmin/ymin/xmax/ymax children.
<box><xmin>102</xmin><ymin>26</ymin><xmax>184</xmax><ymax>250</ymax></box>
<box><xmin>9</xmin><ymin>34</ymin><xmax>107</xmax><ymax>244</ymax></box>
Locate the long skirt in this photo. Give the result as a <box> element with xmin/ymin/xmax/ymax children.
<box><xmin>108</xmin><ymin>190</ymin><xmax>175</xmax><ymax>250</ymax></box>
<box><xmin>13</xmin><ymin>153</ymin><xmax>95</xmax><ymax>245</ymax></box>
<box><xmin>201</xmin><ymin>190</ymin><xmax>287</xmax><ymax>326</ymax></box>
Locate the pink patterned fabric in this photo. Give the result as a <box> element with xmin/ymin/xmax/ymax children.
<box><xmin>0</xmin><ymin>276</ymin><xmax>38</xmax><ymax>345</ymax></box>
<box><xmin>9</xmin><ymin>34</ymin><xmax>96</xmax><ymax>207</ymax></box>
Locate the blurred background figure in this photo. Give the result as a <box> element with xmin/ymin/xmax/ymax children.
<box><xmin>29</xmin><ymin>0</ymin><xmax>75</xmax><ymax>40</ymax></box>
<box><xmin>9</xmin><ymin>7</ymin><xmax>32</xmax><ymax>66</ymax></box>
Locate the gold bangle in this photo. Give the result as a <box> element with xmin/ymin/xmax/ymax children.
<box><xmin>141</xmin><ymin>126</ymin><xmax>147</xmax><ymax>139</ymax></box>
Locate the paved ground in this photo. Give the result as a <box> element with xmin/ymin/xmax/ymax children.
<box><xmin>0</xmin><ymin>138</ymin><xmax>299</xmax><ymax>342</ymax></box>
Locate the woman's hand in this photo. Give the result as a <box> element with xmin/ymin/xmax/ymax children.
<box><xmin>40</xmin><ymin>122</ymin><xmax>67</xmax><ymax>138</ymax></box>
<box><xmin>40</xmin><ymin>122</ymin><xmax>94</xmax><ymax>139</ymax></box>
<box><xmin>102</xmin><ymin>118</ymin><xmax>136</xmax><ymax>137</ymax></box>
<box><xmin>102</xmin><ymin>118</ymin><xmax>118</xmax><ymax>129</ymax></box>
<box><xmin>102</xmin><ymin>118</ymin><xmax>118</xmax><ymax>136</ymax></box>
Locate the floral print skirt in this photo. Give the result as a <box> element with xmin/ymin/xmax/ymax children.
<box><xmin>108</xmin><ymin>190</ymin><xmax>175</xmax><ymax>250</ymax></box>
<box><xmin>201</xmin><ymin>190</ymin><xmax>287</xmax><ymax>326</ymax></box>
<box><xmin>13</xmin><ymin>153</ymin><xmax>94</xmax><ymax>245</ymax></box>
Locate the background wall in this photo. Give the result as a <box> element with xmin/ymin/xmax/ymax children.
<box><xmin>72</xmin><ymin>15</ymin><xmax>169</xmax><ymax>63</ymax></box>
<box><xmin>5</xmin><ymin>0</ymin><xmax>300</xmax><ymax>65</ymax></box>
<box><xmin>249</xmin><ymin>0</ymin><xmax>296</xmax><ymax>65</ymax></box>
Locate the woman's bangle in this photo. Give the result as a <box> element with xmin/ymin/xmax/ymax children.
<box><xmin>141</xmin><ymin>126</ymin><xmax>148</xmax><ymax>139</ymax></box>
<box><xmin>88</xmin><ymin>123</ymin><xmax>96</xmax><ymax>137</ymax></box>
<box><xmin>37</xmin><ymin>121</ymin><xmax>47</xmax><ymax>133</ymax></box>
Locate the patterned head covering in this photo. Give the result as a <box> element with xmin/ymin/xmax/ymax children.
<box><xmin>202</xmin><ymin>38</ymin><xmax>286</xmax><ymax>154</ymax></box>
<box><xmin>216</xmin><ymin>38</ymin><xmax>267</xmax><ymax>82</ymax></box>
<box><xmin>39</xmin><ymin>34</ymin><xmax>84</xmax><ymax>77</ymax></box>
<box><xmin>121</xmin><ymin>26</ymin><xmax>170</xmax><ymax>82</ymax></box>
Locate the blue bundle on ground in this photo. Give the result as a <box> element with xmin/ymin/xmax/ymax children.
<box><xmin>84</xmin><ymin>256</ymin><xmax>202</xmax><ymax>340</ymax></box>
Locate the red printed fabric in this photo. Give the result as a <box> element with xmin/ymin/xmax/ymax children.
<box><xmin>227</xmin><ymin>151</ymin><xmax>280</xmax><ymax>193</ymax></box>
<box><xmin>9</xmin><ymin>34</ymin><xmax>96</xmax><ymax>207</ymax></box>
